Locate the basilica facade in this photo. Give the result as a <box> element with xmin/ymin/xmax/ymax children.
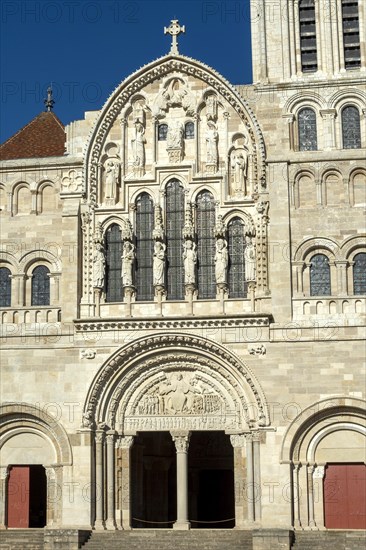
<box><xmin>0</xmin><ymin>1</ymin><xmax>365</xmax><ymax>548</ymax></box>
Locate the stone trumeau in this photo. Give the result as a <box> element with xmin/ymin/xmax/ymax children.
<box><xmin>0</xmin><ymin>5</ymin><xmax>365</xmax><ymax>550</ymax></box>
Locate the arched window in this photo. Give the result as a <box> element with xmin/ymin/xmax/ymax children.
<box><xmin>228</xmin><ymin>218</ymin><xmax>247</xmax><ymax>298</ymax></box>
<box><xmin>196</xmin><ymin>191</ymin><xmax>215</xmax><ymax>299</ymax></box>
<box><xmin>135</xmin><ymin>193</ymin><xmax>154</xmax><ymax>301</ymax></box>
<box><xmin>353</xmin><ymin>253</ymin><xmax>366</xmax><ymax>294</ymax></box>
<box><xmin>299</xmin><ymin>0</ymin><xmax>318</xmax><ymax>72</ymax></box>
<box><xmin>31</xmin><ymin>265</ymin><xmax>50</xmax><ymax>306</ymax></box>
<box><xmin>298</xmin><ymin>108</ymin><xmax>317</xmax><ymax>151</ymax></box>
<box><xmin>342</xmin><ymin>0</ymin><xmax>361</xmax><ymax>69</ymax></box>
<box><xmin>310</xmin><ymin>254</ymin><xmax>331</xmax><ymax>296</ymax></box>
<box><xmin>185</xmin><ymin>122</ymin><xmax>194</xmax><ymax>139</ymax></box>
<box><xmin>166</xmin><ymin>180</ymin><xmax>185</xmax><ymax>300</ymax></box>
<box><xmin>105</xmin><ymin>224</ymin><xmax>123</xmax><ymax>302</ymax></box>
<box><xmin>158</xmin><ymin>124</ymin><xmax>168</xmax><ymax>141</ymax></box>
<box><xmin>0</xmin><ymin>267</ymin><xmax>11</xmax><ymax>307</ymax></box>
<box><xmin>342</xmin><ymin>106</ymin><xmax>361</xmax><ymax>149</ymax></box>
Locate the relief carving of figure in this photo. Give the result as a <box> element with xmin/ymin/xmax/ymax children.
<box><xmin>215</xmin><ymin>238</ymin><xmax>228</xmax><ymax>284</ymax></box>
<box><xmin>153</xmin><ymin>241</ymin><xmax>166</xmax><ymax>286</ymax></box>
<box><xmin>206</xmin><ymin>121</ymin><xmax>218</xmax><ymax>166</ymax></box>
<box><xmin>159</xmin><ymin>373</ymin><xmax>202</xmax><ymax>414</ymax></box>
<box><xmin>183</xmin><ymin>239</ymin><xmax>197</xmax><ymax>284</ymax></box>
<box><xmin>121</xmin><ymin>241</ymin><xmax>135</xmax><ymax>286</ymax></box>
<box><xmin>105</xmin><ymin>159</ymin><xmax>119</xmax><ymax>199</ymax></box>
<box><xmin>132</xmin><ymin>122</ymin><xmax>146</xmax><ymax>173</ymax></box>
<box><xmin>245</xmin><ymin>236</ymin><xmax>256</xmax><ymax>281</ymax></box>
<box><xmin>93</xmin><ymin>242</ymin><xmax>105</xmax><ymax>288</ymax></box>
<box><xmin>167</xmin><ymin>120</ymin><xmax>184</xmax><ymax>149</ymax></box>
<box><xmin>230</xmin><ymin>148</ymin><xmax>248</xmax><ymax>195</ymax></box>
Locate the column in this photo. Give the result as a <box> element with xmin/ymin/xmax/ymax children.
<box><xmin>171</xmin><ymin>431</ymin><xmax>191</xmax><ymax>530</ymax></box>
<box><xmin>119</xmin><ymin>436</ymin><xmax>134</xmax><ymax>530</ymax></box>
<box><xmin>106</xmin><ymin>431</ymin><xmax>117</xmax><ymax>530</ymax></box>
<box><xmin>292</xmin><ymin>462</ymin><xmax>302</xmax><ymax>528</ymax></box>
<box><xmin>320</xmin><ymin>110</ymin><xmax>337</xmax><ymax>149</ymax></box>
<box><xmin>230</xmin><ymin>434</ymin><xmax>246</xmax><ymax>528</ymax></box>
<box><xmin>0</xmin><ymin>467</ymin><xmax>9</xmax><ymax>528</ymax></box>
<box><xmin>45</xmin><ymin>467</ymin><xmax>56</xmax><ymax>527</ymax></box>
<box><xmin>253</xmin><ymin>433</ymin><xmax>261</xmax><ymax>521</ymax></box>
<box><xmin>292</xmin><ymin>262</ymin><xmax>304</xmax><ymax>296</ymax></box>
<box><xmin>94</xmin><ymin>429</ymin><xmax>105</xmax><ymax>530</ymax></box>
<box><xmin>313</xmin><ymin>465</ymin><xmax>326</xmax><ymax>530</ymax></box>
<box><xmin>335</xmin><ymin>261</ymin><xmax>348</xmax><ymax>296</ymax></box>
<box><xmin>307</xmin><ymin>464</ymin><xmax>316</xmax><ymax>529</ymax></box>
<box><xmin>246</xmin><ymin>433</ymin><xmax>255</xmax><ymax>522</ymax></box>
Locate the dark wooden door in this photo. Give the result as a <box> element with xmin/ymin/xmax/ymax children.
<box><xmin>7</xmin><ymin>466</ymin><xmax>30</xmax><ymax>528</ymax></box>
<box><xmin>324</xmin><ymin>463</ymin><xmax>366</xmax><ymax>529</ymax></box>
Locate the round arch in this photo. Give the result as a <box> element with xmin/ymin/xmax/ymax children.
<box><xmin>82</xmin><ymin>333</ymin><xmax>270</xmax><ymax>432</ymax></box>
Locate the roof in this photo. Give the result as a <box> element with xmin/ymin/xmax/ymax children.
<box><xmin>0</xmin><ymin>111</ymin><xmax>66</xmax><ymax>160</ymax></box>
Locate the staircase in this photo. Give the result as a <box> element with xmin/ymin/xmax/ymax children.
<box><xmin>81</xmin><ymin>529</ymin><xmax>253</xmax><ymax>550</ymax></box>
<box><xmin>0</xmin><ymin>528</ymin><xmax>44</xmax><ymax>549</ymax></box>
<box><xmin>291</xmin><ymin>530</ymin><xmax>366</xmax><ymax>550</ymax></box>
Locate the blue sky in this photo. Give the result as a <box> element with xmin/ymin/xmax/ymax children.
<box><xmin>1</xmin><ymin>0</ymin><xmax>253</xmax><ymax>143</ymax></box>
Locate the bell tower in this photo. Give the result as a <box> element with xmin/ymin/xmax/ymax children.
<box><xmin>250</xmin><ymin>0</ymin><xmax>365</xmax><ymax>84</ymax></box>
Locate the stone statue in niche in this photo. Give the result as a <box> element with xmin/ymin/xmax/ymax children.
<box><xmin>205</xmin><ymin>94</ymin><xmax>218</xmax><ymax>121</ymax></box>
<box><xmin>153</xmin><ymin>241</ymin><xmax>166</xmax><ymax>286</ymax></box>
<box><xmin>132</xmin><ymin>122</ymin><xmax>146</xmax><ymax>176</ymax></box>
<box><xmin>183</xmin><ymin>239</ymin><xmax>197</xmax><ymax>284</ymax></box>
<box><xmin>215</xmin><ymin>238</ymin><xmax>228</xmax><ymax>284</ymax></box>
<box><xmin>121</xmin><ymin>241</ymin><xmax>135</xmax><ymax>287</ymax></box>
<box><xmin>245</xmin><ymin>236</ymin><xmax>256</xmax><ymax>281</ymax></box>
<box><xmin>230</xmin><ymin>148</ymin><xmax>248</xmax><ymax>196</ymax></box>
<box><xmin>93</xmin><ymin>242</ymin><xmax>105</xmax><ymax>288</ymax></box>
<box><xmin>132</xmin><ymin>99</ymin><xmax>145</xmax><ymax>125</ymax></box>
<box><xmin>104</xmin><ymin>159</ymin><xmax>119</xmax><ymax>199</ymax></box>
<box><xmin>167</xmin><ymin>120</ymin><xmax>184</xmax><ymax>148</ymax></box>
<box><xmin>205</xmin><ymin>121</ymin><xmax>218</xmax><ymax>168</ymax></box>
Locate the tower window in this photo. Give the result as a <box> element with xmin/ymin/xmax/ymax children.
<box><xmin>0</xmin><ymin>267</ymin><xmax>11</xmax><ymax>307</ymax></box>
<box><xmin>166</xmin><ymin>180</ymin><xmax>185</xmax><ymax>300</ymax></box>
<box><xmin>353</xmin><ymin>253</ymin><xmax>366</xmax><ymax>294</ymax></box>
<box><xmin>342</xmin><ymin>106</ymin><xmax>361</xmax><ymax>149</ymax></box>
<box><xmin>31</xmin><ymin>265</ymin><xmax>50</xmax><ymax>306</ymax></box>
<box><xmin>196</xmin><ymin>191</ymin><xmax>215</xmax><ymax>299</ymax></box>
<box><xmin>342</xmin><ymin>0</ymin><xmax>361</xmax><ymax>69</ymax></box>
<box><xmin>228</xmin><ymin>218</ymin><xmax>247</xmax><ymax>298</ymax></box>
<box><xmin>105</xmin><ymin>224</ymin><xmax>123</xmax><ymax>302</ymax></box>
<box><xmin>299</xmin><ymin>0</ymin><xmax>318</xmax><ymax>73</ymax></box>
<box><xmin>135</xmin><ymin>193</ymin><xmax>154</xmax><ymax>301</ymax></box>
<box><xmin>310</xmin><ymin>254</ymin><xmax>331</xmax><ymax>296</ymax></box>
<box><xmin>298</xmin><ymin>108</ymin><xmax>317</xmax><ymax>151</ymax></box>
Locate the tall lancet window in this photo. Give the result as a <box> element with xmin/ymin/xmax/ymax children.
<box><xmin>0</xmin><ymin>267</ymin><xmax>11</xmax><ymax>307</ymax></box>
<box><xmin>310</xmin><ymin>254</ymin><xmax>331</xmax><ymax>296</ymax></box>
<box><xmin>196</xmin><ymin>191</ymin><xmax>216</xmax><ymax>299</ymax></box>
<box><xmin>342</xmin><ymin>106</ymin><xmax>361</xmax><ymax>149</ymax></box>
<box><xmin>166</xmin><ymin>179</ymin><xmax>185</xmax><ymax>300</ymax></box>
<box><xmin>228</xmin><ymin>218</ymin><xmax>247</xmax><ymax>298</ymax></box>
<box><xmin>299</xmin><ymin>0</ymin><xmax>318</xmax><ymax>73</ymax></box>
<box><xmin>135</xmin><ymin>193</ymin><xmax>154</xmax><ymax>301</ymax></box>
<box><xmin>31</xmin><ymin>265</ymin><xmax>50</xmax><ymax>306</ymax></box>
<box><xmin>298</xmin><ymin>108</ymin><xmax>317</xmax><ymax>151</ymax></box>
<box><xmin>353</xmin><ymin>253</ymin><xmax>366</xmax><ymax>295</ymax></box>
<box><xmin>342</xmin><ymin>0</ymin><xmax>361</xmax><ymax>69</ymax></box>
<box><xmin>105</xmin><ymin>224</ymin><xmax>123</xmax><ymax>302</ymax></box>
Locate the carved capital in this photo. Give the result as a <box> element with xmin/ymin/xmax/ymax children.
<box><xmin>117</xmin><ymin>435</ymin><xmax>134</xmax><ymax>449</ymax></box>
<box><xmin>230</xmin><ymin>434</ymin><xmax>246</xmax><ymax>448</ymax></box>
<box><xmin>171</xmin><ymin>431</ymin><xmax>191</xmax><ymax>453</ymax></box>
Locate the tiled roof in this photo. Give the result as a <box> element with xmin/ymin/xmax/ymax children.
<box><xmin>0</xmin><ymin>111</ymin><xmax>66</xmax><ymax>160</ymax></box>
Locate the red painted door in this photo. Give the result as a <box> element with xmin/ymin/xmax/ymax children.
<box><xmin>324</xmin><ymin>464</ymin><xmax>366</xmax><ymax>529</ymax></box>
<box><xmin>7</xmin><ymin>466</ymin><xmax>30</xmax><ymax>528</ymax></box>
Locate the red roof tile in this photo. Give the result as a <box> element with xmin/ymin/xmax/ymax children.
<box><xmin>0</xmin><ymin>111</ymin><xmax>66</xmax><ymax>160</ymax></box>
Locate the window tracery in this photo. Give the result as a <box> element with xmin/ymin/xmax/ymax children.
<box><xmin>353</xmin><ymin>253</ymin><xmax>366</xmax><ymax>295</ymax></box>
<box><xmin>196</xmin><ymin>191</ymin><xmax>215</xmax><ymax>299</ymax></box>
<box><xmin>166</xmin><ymin>180</ymin><xmax>185</xmax><ymax>300</ymax></box>
<box><xmin>342</xmin><ymin>106</ymin><xmax>361</xmax><ymax>149</ymax></box>
<box><xmin>31</xmin><ymin>265</ymin><xmax>50</xmax><ymax>306</ymax></box>
<box><xmin>310</xmin><ymin>254</ymin><xmax>331</xmax><ymax>296</ymax></box>
<box><xmin>135</xmin><ymin>193</ymin><xmax>154</xmax><ymax>301</ymax></box>
<box><xmin>298</xmin><ymin>108</ymin><xmax>317</xmax><ymax>151</ymax></box>
<box><xmin>228</xmin><ymin>218</ymin><xmax>247</xmax><ymax>298</ymax></box>
<box><xmin>105</xmin><ymin>224</ymin><xmax>123</xmax><ymax>303</ymax></box>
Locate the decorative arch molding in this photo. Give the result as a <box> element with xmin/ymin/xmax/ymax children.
<box><xmin>284</xmin><ymin>92</ymin><xmax>326</xmax><ymax>114</ymax></box>
<box><xmin>190</xmin><ymin>184</ymin><xmax>218</xmax><ymax>203</ymax></box>
<box><xmin>328</xmin><ymin>88</ymin><xmax>366</xmax><ymax>110</ymax></box>
<box><xmin>18</xmin><ymin>249</ymin><xmax>62</xmax><ymax>274</ymax></box>
<box><xmin>280</xmin><ymin>396</ymin><xmax>366</xmax><ymax>463</ymax></box>
<box><xmin>0</xmin><ymin>402</ymin><xmax>72</xmax><ymax>466</ymax></box>
<box><xmin>293</xmin><ymin>237</ymin><xmax>340</xmax><ymax>262</ymax></box>
<box><xmin>340</xmin><ymin>234</ymin><xmax>366</xmax><ymax>259</ymax></box>
<box><xmin>0</xmin><ymin>251</ymin><xmax>18</xmax><ymax>272</ymax></box>
<box><xmin>82</xmin><ymin>333</ymin><xmax>270</xmax><ymax>432</ymax></box>
<box><xmin>84</xmin><ymin>54</ymin><xmax>266</xmax><ymax>205</ymax></box>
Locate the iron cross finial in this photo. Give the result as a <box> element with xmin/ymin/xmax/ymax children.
<box><xmin>164</xmin><ymin>19</ymin><xmax>185</xmax><ymax>55</ymax></box>
<box><xmin>44</xmin><ymin>85</ymin><xmax>55</xmax><ymax>112</ymax></box>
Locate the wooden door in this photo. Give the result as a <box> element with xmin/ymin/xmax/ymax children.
<box><xmin>324</xmin><ymin>463</ymin><xmax>366</xmax><ymax>529</ymax></box>
<box><xmin>7</xmin><ymin>466</ymin><xmax>30</xmax><ymax>528</ymax></box>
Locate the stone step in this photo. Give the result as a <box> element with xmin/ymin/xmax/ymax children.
<box><xmin>291</xmin><ymin>530</ymin><xmax>366</xmax><ymax>550</ymax></box>
<box><xmin>0</xmin><ymin>528</ymin><xmax>44</xmax><ymax>550</ymax></box>
<box><xmin>81</xmin><ymin>529</ymin><xmax>253</xmax><ymax>550</ymax></box>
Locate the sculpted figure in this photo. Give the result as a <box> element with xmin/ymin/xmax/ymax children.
<box><xmin>93</xmin><ymin>243</ymin><xmax>105</xmax><ymax>288</ymax></box>
<box><xmin>167</xmin><ymin>120</ymin><xmax>184</xmax><ymax>148</ymax></box>
<box><xmin>231</xmin><ymin>149</ymin><xmax>248</xmax><ymax>195</ymax></box>
<box><xmin>132</xmin><ymin>122</ymin><xmax>146</xmax><ymax>170</ymax></box>
<box><xmin>153</xmin><ymin>241</ymin><xmax>166</xmax><ymax>286</ymax></box>
<box><xmin>245</xmin><ymin>236</ymin><xmax>256</xmax><ymax>281</ymax></box>
<box><xmin>121</xmin><ymin>241</ymin><xmax>135</xmax><ymax>286</ymax></box>
<box><xmin>206</xmin><ymin>121</ymin><xmax>218</xmax><ymax>165</ymax></box>
<box><xmin>105</xmin><ymin>159</ymin><xmax>119</xmax><ymax>199</ymax></box>
<box><xmin>215</xmin><ymin>238</ymin><xmax>228</xmax><ymax>284</ymax></box>
<box><xmin>183</xmin><ymin>239</ymin><xmax>197</xmax><ymax>284</ymax></box>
